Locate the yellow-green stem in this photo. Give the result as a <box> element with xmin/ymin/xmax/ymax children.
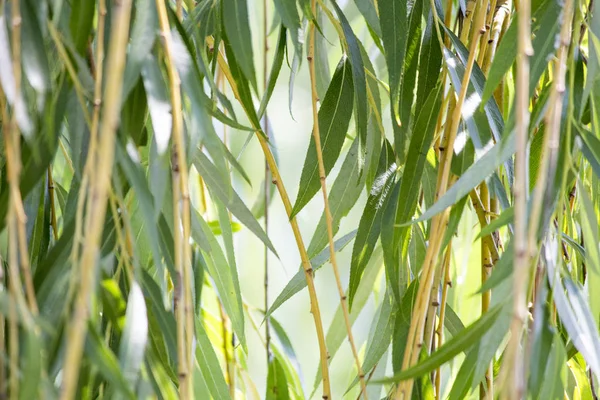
<box><xmin>59</xmin><ymin>1</ymin><xmax>133</xmax><ymax>398</ymax></box>
<box><xmin>155</xmin><ymin>0</ymin><xmax>194</xmax><ymax>397</ymax></box>
<box><xmin>434</xmin><ymin>242</ymin><xmax>453</xmax><ymax>399</ymax></box>
<box><xmin>504</xmin><ymin>0</ymin><xmax>532</xmax><ymax>394</ymax></box>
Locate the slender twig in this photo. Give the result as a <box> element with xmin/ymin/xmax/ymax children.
<box><xmin>263</xmin><ymin>0</ymin><xmax>272</xmax><ymax>369</ymax></box>
<box><xmin>503</xmin><ymin>0</ymin><xmax>533</xmax><ymax>394</ymax></box>
<box><xmin>395</xmin><ymin>2</ymin><xmax>488</xmax><ymax>398</ymax></box>
<box><xmin>48</xmin><ymin>167</ymin><xmax>59</xmax><ymax>240</ymax></box>
<box><xmin>308</xmin><ymin>1</ymin><xmax>367</xmax><ymax>398</ymax></box>
<box><xmin>434</xmin><ymin>242</ymin><xmax>453</xmax><ymax>399</ymax></box>
<box><xmin>210</xmin><ymin>35</ymin><xmax>332</xmax><ymax>399</ymax></box>
<box><xmin>155</xmin><ymin>1</ymin><xmax>194</xmax><ymax>397</ymax></box>
<box><xmin>59</xmin><ymin>1</ymin><xmax>133</xmax><ymax>399</ymax></box>
<box><xmin>6</xmin><ymin>0</ymin><xmax>39</xmax><ymax>315</ymax></box>
<box><xmin>479</xmin><ymin>183</ymin><xmax>493</xmax><ymax>400</ymax></box>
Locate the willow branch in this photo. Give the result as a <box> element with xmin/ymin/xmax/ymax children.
<box><xmin>503</xmin><ymin>0</ymin><xmax>533</xmax><ymax>394</ymax></box>
<box><xmin>59</xmin><ymin>1</ymin><xmax>133</xmax><ymax>399</ymax></box>
<box><xmin>155</xmin><ymin>1</ymin><xmax>194</xmax><ymax>397</ymax></box>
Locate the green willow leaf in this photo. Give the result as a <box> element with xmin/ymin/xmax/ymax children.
<box><xmin>267</xmin><ymin>230</ymin><xmax>357</xmax><ymax>316</ymax></box>
<box><xmin>330</xmin><ymin>1</ymin><xmax>368</xmax><ymax>152</ymax></box>
<box><xmin>547</xmin><ymin>248</ymin><xmax>600</xmax><ymax>378</ymax></box>
<box><xmin>267</xmin><ymin>356</ymin><xmax>290</xmax><ymax>400</ymax></box>
<box><xmin>123</xmin><ymin>0</ymin><xmax>158</xmax><ymax>99</ymax></box>
<box><xmin>273</xmin><ymin>0</ymin><xmax>302</xmax><ymax>60</ymax></box>
<box><xmin>194</xmin><ymin>152</ymin><xmax>277</xmax><ymax>256</ymax></box>
<box><xmin>258</xmin><ymin>26</ymin><xmax>287</xmax><ymax>118</ymax></box>
<box><xmin>349</xmin><ymin>140</ymin><xmax>396</xmax><ymax>308</ymax></box>
<box><xmin>394</xmin><ymin>0</ymin><xmax>423</xmax><ymax>161</ymax></box>
<box><xmin>306</xmin><ymin>138</ymin><xmax>363</xmax><ymax>258</ymax></box>
<box><xmin>118</xmin><ymin>282</ymin><xmax>149</xmax><ymax>387</ymax></box>
<box><xmin>415</xmin><ymin>6</ymin><xmax>442</xmax><ymax>111</ymax></box>
<box><xmin>411</xmin><ymin>131</ymin><xmax>515</xmax><ymax>224</ymax></box>
<box><xmin>69</xmin><ymin>0</ymin><xmax>95</xmax><ymax>54</ymax></box>
<box><xmin>375</xmin><ymin>301</ymin><xmax>507</xmax><ymax>384</ymax></box>
<box><xmin>377</xmin><ymin>0</ymin><xmax>407</xmax><ymax>122</ymax></box>
<box><xmin>141</xmin><ymin>56</ymin><xmax>171</xmax><ymax>155</ymax></box>
<box><xmin>382</xmin><ymin>85</ymin><xmax>442</xmax><ymax>301</ymax></box>
<box><xmin>191</xmin><ymin>210</ymin><xmax>246</xmax><ymax>349</ymax></box>
<box><xmin>354</xmin><ymin>0</ymin><xmax>381</xmax><ymax>36</ymax></box>
<box><xmin>222</xmin><ymin>0</ymin><xmax>257</xmax><ymax>90</ymax></box>
<box><xmin>291</xmin><ymin>58</ymin><xmax>354</xmax><ymax>218</ymax></box>
<box><xmin>195</xmin><ymin>319</ymin><xmax>231</xmax><ymax>399</ymax></box>
<box><xmin>21</xmin><ymin>0</ymin><xmax>51</xmax><ymax>96</ymax></box>
<box><xmin>85</xmin><ymin>326</ymin><xmax>136</xmax><ymax>399</ymax></box>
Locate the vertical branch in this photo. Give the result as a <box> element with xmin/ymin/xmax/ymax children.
<box><xmin>479</xmin><ymin>183</ymin><xmax>493</xmax><ymax>399</ymax></box>
<box><xmin>434</xmin><ymin>242</ymin><xmax>453</xmax><ymax>399</ymax></box>
<box><xmin>59</xmin><ymin>1</ymin><xmax>133</xmax><ymax>399</ymax></box>
<box><xmin>7</xmin><ymin>0</ymin><xmax>39</xmax><ymax>315</ymax></box>
<box><xmin>155</xmin><ymin>0</ymin><xmax>194</xmax><ymax>397</ymax></box>
<box><xmin>396</xmin><ymin>1</ymin><xmax>488</xmax><ymax>398</ymax></box>
<box><xmin>211</xmin><ymin>35</ymin><xmax>332</xmax><ymax>399</ymax></box>
<box><xmin>263</xmin><ymin>0</ymin><xmax>272</xmax><ymax>367</ymax></box>
<box><xmin>308</xmin><ymin>1</ymin><xmax>367</xmax><ymax>398</ymax></box>
<box><xmin>256</xmin><ymin>137</ymin><xmax>332</xmax><ymax>399</ymax></box>
<box><xmin>503</xmin><ymin>0</ymin><xmax>532</xmax><ymax>395</ymax></box>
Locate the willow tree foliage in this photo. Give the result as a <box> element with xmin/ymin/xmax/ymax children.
<box><xmin>0</xmin><ymin>0</ymin><xmax>599</xmax><ymax>398</ymax></box>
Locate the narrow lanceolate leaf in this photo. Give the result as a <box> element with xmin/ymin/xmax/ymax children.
<box><xmin>273</xmin><ymin>0</ymin><xmax>302</xmax><ymax>60</ymax></box>
<box><xmin>194</xmin><ymin>320</ymin><xmax>231</xmax><ymax>399</ymax></box>
<box><xmin>375</xmin><ymin>301</ymin><xmax>507</xmax><ymax>384</ymax></box>
<box><xmin>222</xmin><ymin>0</ymin><xmax>257</xmax><ymax>90</ymax></box>
<box><xmin>21</xmin><ymin>0</ymin><xmax>51</xmax><ymax>96</ymax></box>
<box><xmin>547</xmin><ymin>244</ymin><xmax>600</xmax><ymax>378</ymax></box>
<box><xmin>267</xmin><ymin>356</ymin><xmax>290</xmax><ymax>400</ymax></box>
<box><xmin>194</xmin><ymin>152</ymin><xmax>277</xmax><ymax>256</ymax></box>
<box><xmin>141</xmin><ymin>56</ymin><xmax>171</xmax><ymax>155</ymax></box>
<box><xmin>382</xmin><ymin>85</ymin><xmax>442</xmax><ymax>301</ymax></box>
<box><xmin>306</xmin><ymin>138</ymin><xmax>363</xmax><ymax>258</ymax></box>
<box><xmin>349</xmin><ymin>140</ymin><xmax>396</xmax><ymax>309</ymax></box>
<box><xmin>191</xmin><ymin>210</ymin><xmax>246</xmax><ymax>349</ymax></box>
<box><xmin>291</xmin><ymin>58</ymin><xmax>354</xmax><ymax>218</ymax></box>
<box><xmin>258</xmin><ymin>27</ymin><xmax>287</xmax><ymax>118</ymax></box>
<box><xmin>394</xmin><ymin>0</ymin><xmax>423</xmax><ymax>161</ymax></box>
<box><xmin>354</xmin><ymin>0</ymin><xmax>381</xmax><ymax>36</ymax></box>
<box><xmin>122</xmin><ymin>0</ymin><xmax>158</xmax><ymax>99</ymax></box>
<box><xmin>377</xmin><ymin>0</ymin><xmax>407</xmax><ymax>122</ymax></box>
<box><xmin>118</xmin><ymin>282</ymin><xmax>149</xmax><ymax>387</ymax></box>
<box><xmin>330</xmin><ymin>1</ymin><xmax>368</xmax><ymax>152</ymax></box>
<box><xmin>412</xmin><ymin>131</ymin><xmax>515</xmax><ymax>224</ymax></box>
<box><xmin>267</xmin><ymin>230</ymin><xmax>357</xmax><ymax>316</ymax></box>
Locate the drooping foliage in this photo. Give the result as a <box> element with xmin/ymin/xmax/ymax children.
<box><xmin>1</xmin><ymin>0</ymin><xmax>600</xmax><ymax>398</ymax></box>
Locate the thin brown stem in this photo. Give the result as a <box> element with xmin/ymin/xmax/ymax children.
<box><xmin>263</xmin><ymin>0</ymin><xmax>272</xmax><ymax>368</ymax></box>
<box><xmin>479</xmin><ymin>183</ymin><xmax>493</xmax><ymax>400</ymax></box>
<box><xmin>434</xmin><ymin>242</ymin><xmax>453</xmax><ymax>399</ymax></box>
<box><xmin>59</xmin><ymin>1</ymin><xmax>133</xmax><ymax>398</ymax></box>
